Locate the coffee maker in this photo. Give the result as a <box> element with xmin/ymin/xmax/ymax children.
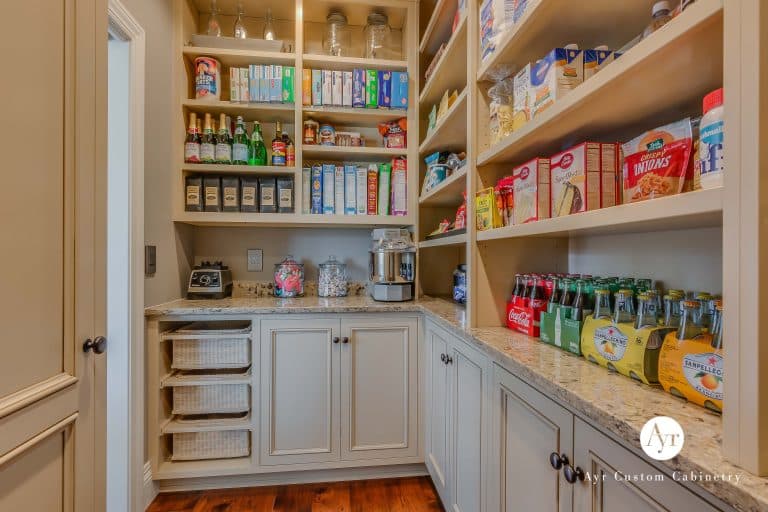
<box><xmin>369</xmin><ymin>229</ymin><xmax>416</xmax><ymax>301</ymax></box>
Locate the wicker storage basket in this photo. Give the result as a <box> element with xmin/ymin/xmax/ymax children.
<box><xmin>169</xmin><ymin>323</ymin><xmax>251</xmax><ymax>370</ymax></box>
<box><xmin>165</xmin><ymin>371</ymin><xmax>251</xmax><ymax>415</ymax></box>
<box><xmin>171</xmin><ymin>430</ymin><xmax>250</xmax><ymax>460</ymax></box>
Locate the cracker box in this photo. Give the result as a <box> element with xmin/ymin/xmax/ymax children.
<box><xmin>282</xmin><ymin>66</ymin><xmax>295</xmax><ymax>103</ymax></box>
<box><xmin>513</xmin><ymin>157</ymin><xmax>550</xmax><ymax>224</ymax></box>
<box><xmin>311</xmin><ymin>69</ymin><xmax>322</xmax><ymax>105</ymax></box>
<box><xmin>550</xmin><ymin>142</ymin><xmax>602</xmax><ymax>217</ymax></box>
<box><xmin>322</xmin><ymin>70</ymin><xmax>333</xmax><ymax>106</ymax></box>
<box><xmin>302</xmin><ymin>69</ymin><xmax>312</xmax><ymax>106</ymax></box>
<box><xmin>322</xmin><ymin>163</ymin><xmax>335</xmax><ymax>214</ymax></box>
<box><xmin>391</xmin><ymin>157</ymin><xmax>407</xmax><ymax>216</ymax></box>
<box><xmin>332</xmin><ymin>70</ymin><xmax>343</xmax><ymax>106</ymax></box>
<box><xmin>352</xmin><ymin>69</ymin><xmax>365</xmax><ymax>107</ymax></box>
<box><xmin>269</xmin><ymin>65</ymin><xmax>283</xmax><ymax>103</ymax></box>
<box><xmin>584</xmin><ymin>48</ymin><xmax>616</xmax><ymax>80</ymax></box>
<box><xmin>365</xmin><ymin>70</ymin><xmax>378</xmax><ymax>108</ymax></box>
<box><xmin>378</xmin><ymin>70</ymin><xmax>392</xmax><ymax>108</ymax></box>
<box><xmin>391</xmin><ymin>71</ymin><xmax>409</xmax><ymax>110</ymax></box>
<box><xmin>342</xmin><ymin>71</ymin><xmax>353</xmax><ymax>107</ymax></box>
<box><xmin>530</xmin><ymin>47</ymin><xmax>583</xmax><ymax>118</ymax></box>
<box><xmin>512</xmin><ymin>63</ymin><xmax>531</xmax><ymax>131</ymax></box>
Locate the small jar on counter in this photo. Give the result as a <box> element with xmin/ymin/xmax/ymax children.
<box><xmin>453</xmin><ymin>264</ymin><xmax>467</xmax><ymax>304</ymax></box>
<box><xmin>274</xmin><ymin>255</ymin><xmax>305</xmax><ymax>297</ymax></box>
<box><xmin>318</xmin><ymin>256</ymin><xmax>348</xmax><ymax>297</ymax></box>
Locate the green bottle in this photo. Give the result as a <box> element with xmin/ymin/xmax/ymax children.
<box><xmin>248</xmin><ymin>121</ymin><xmax>267</xmax><ymax>166</ymax></box>
<box><xmin>232</xmin><ymin>116</ymin><xmax>249</xmax><ymax>165</ymax></box>
<box><xmin>214</xmin><ymin>113</ymin><xmax>232</xmax><ymax>164</ymax></box>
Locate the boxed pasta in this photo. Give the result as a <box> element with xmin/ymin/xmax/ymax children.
<box><xmin>549</xmin><ymin>142</ymin><xmax>602</xmax><ymax>217</ymax></box>
<box><xmin>513</xmin><ymin>158</ymin><xmax>550</xmax><ymax>224</ymax></box>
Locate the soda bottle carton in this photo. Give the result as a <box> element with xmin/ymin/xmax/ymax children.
<box><xmin>506</xmin><ymin>275</ymin><xmax>548</xmax><ymax>337</ymax></box>
<box><xmin>539</xmin><ymin>304</ymin><xmax>583</xmax><ymax>355</ymax></box>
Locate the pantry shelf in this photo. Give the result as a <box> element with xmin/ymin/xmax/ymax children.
<box><xmin>419</xmin><ymin>88</ymin><xmax>467</xmax><ymax>155</ymax></box>
<box><xmin>476</xmin><ymin>0</ymin><xmax>666</xmax><ymax>82</ymax></box>
<box><xmin>302</xmin><ymin>54</ymin><xmax>408</xmax><ymax>72</ymax></box>
<box><xmin>419</xmin><ymin>165</ymin><xmax>467</xmax><ymax>207</ymax></box>
<box><xmin>302</xmin><ymin>106</ymin><xmax>407</xmax><ymax>125</ymax></box>
<box><xmin>476</xmin><ymin>187</ymin><xmax>723</xmax><ymax>241</ymax></box>
<box><xmin>174</xmin><ymin>212</ymin><xmax>415</xmax><ymax>228</ymax></box>
<box><xmin>181</xmin><ymin>163</ymin><xmax>298</xmax><ymax>175</ymax></box>
<box><xmin>302</xmin><ymin>145</ymin><xmax>407</xmax><ymax>161</ymax></box>
<box><xmin>476</xmin><ymin>0</ymin><xmax>723</xmax><ymax>167</ymax></box>
<box><xmin>182</xmin><ymin>46</ymin><xmax>297</xmax><ymax>67</ymax></box>
<box><xmin>182</xmin><ymin>99</ymin><xmax>296</xmax><ymax>123</ymax></box>
<box><xmin>419</xmin><ymin>16</ymin><xmax>467</xmax><ymax>108</ymax></box>
<box><xmin>155</xmin><ymin>457</ymin><xmax>253</xmax><ymax>481</ymax></box>
<box><xmin>161</xmin><ymin>414</ymin><xmax>253</xmax><ymax>434</ymax></box>
<box><xmin>419</xmin><ymin>232</ymin><xmax>467</xmax><ymax>248</ymax></box>
<box><xmin>419</xmin><ymin>0</ymin><xmax>461</xmax><ymax>56</ymax></box>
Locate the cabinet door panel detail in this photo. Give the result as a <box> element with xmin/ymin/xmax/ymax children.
<box><xmin>425</xmin><ymin>324</ymin><xmax>451</xmax><ymax>503</ymax></box>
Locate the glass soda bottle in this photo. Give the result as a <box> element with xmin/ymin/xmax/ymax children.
<box><xmin>528</xmin><ymin>276</ymin><xmax>547</xmax><ymax>310</ymax></box>
<box><xmin>635</xmin><ymin>292</ymin><xmax>659</xmax><ymax>329</ymax></box>
<box><xmin>559</xmin><ymin>279</ymin><xmax>575</xmax><ymax>308</ymax></box>
<box><xmin>184</xmin><ymin>112</ymin><xmax>201</xmax><ymax>163</ymax></box>
<box><xmin>215</xmin><ymin>113</ymin><xmax>232</xmax><ymax>164</ymax></box>
<box><xmin>200</xmin><ymin>113</ymin><xmax>216</xmax><ymax>163</ymax></box>
<box><xmin>695</xmin><ymin>292</ymin><xmax>714</xmax><ymax>330</ymax></box>
<box><xmin>283</xmin><ymin>130</ymin><xmax>296</xmax><ymax>166</ymax></box>
<box><xmin>677</xmin><ymin>300</ymin><xmax>704</xmax><ymax>340</ymax></box>
<box><xmin>663</xmin><ymin>292</ymin><xmax>683</xmax><ymax>327</ymax></box>
<box><xmin>271</xmin><ymin>121</ymin><xmax>287</xmax><ymax>166</ymax></box>
<box><xmin>248</xmin><ymin>121</ymin><xmax>267</xmax><ymax>166</ymax></box>
<box><xmin>232</xmin><ymin>116</ymin><xmax>249</xmax><ymax>165</ymax></box>
<box><xmin>547</xmin><ymin>276</ymin><xmax>561</xmax><ymax>313</ymax></box>
<box><xmin>592</xmin><ymin>289</ymin><xmax>612</xmax><ymax>319</ymax></box>
<box><xmin>613</xmin><ymin>289</ymin><xmax>635</xmax><ymax>324</ymax></box>
<box><xmin>711</xmin><ymin>301</ymin><xmax>723</xmax><ymax>349</ymax></box>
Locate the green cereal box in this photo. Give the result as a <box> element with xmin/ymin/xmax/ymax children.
<box><xmin>365</xmin><ymin>70</ymin><xmax>378</xmax><ymax>108</ymax></box>
<box><xmin>282</xmin><ymin>66</ymin><xmax>295</xmax><ymax>104</ymax></box>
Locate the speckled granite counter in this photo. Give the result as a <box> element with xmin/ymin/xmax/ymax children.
<box><xmin>146</xmin><ymin>296</ymin><xmax>766</xmax><ymax>511</ymax></box>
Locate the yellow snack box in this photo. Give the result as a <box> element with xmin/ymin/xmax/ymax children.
<box><xmin>475</xmin><ymin>187</ymin><xmax>502</xmax><ymax>231</ymax></box>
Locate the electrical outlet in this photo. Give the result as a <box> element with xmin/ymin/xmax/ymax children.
<box><xmin>247</xmin><ymin>249</ymin><xmax>263</xmax><ymax>272</ymax></box>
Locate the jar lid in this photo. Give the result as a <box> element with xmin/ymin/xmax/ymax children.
<box><xmin>320</xmin><ymin>255</ymin><xmax>345</xmax><ymax>268</ymax></box>
<box><xmin>366</xmin><ymin>12</ymin><xmax>388</xmax><ymax>26</ymax></box>
<box><xmin>327</xmin><ymin>11</ymin><xmax>348</xmax><ymax>25</ymax></box>
<box><xmin>276</xmin><ymin>255</ymin><xmax>303</xmax><ymax>268</ymax></box>
<box><xmin>703</xmin><ymin>88</ymin><xmax>723</xmax><ymax>114</ymax></box>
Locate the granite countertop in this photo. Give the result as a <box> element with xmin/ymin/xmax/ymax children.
<box><xmin>145</xmin><ymin>296</ymin><xmax>766</xmax><ymax>511</ymax></box>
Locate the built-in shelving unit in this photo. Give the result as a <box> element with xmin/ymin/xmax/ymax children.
<box><xmin>419</xmin><ymin>165</ymin><xmax>467</xmax><ymax>207</ymax></box>
<box><xmin>419</xmin><ymin>88</ymin><xmax>468</xmax><ymax>155</ymax></box>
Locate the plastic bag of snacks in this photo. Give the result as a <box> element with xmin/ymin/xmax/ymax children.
<box><xmin>487</xmin><ymin>66</ymin><xmax>515</xmax><ymax>146</ymax></box>
<box><xmin>378</xmin><ymin>118</ymin><xmax>407</xmax><ymax>149</ymax></box>
<box><xmin>621</xmin><ymin>118</ymin><xmax>693</xmax><ymax>203</ymax></box>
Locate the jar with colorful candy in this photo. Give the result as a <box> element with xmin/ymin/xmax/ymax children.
<box><xmin>274</xmin><ymin>255</ymin><xmax>305</xmax><ymax>297</ymax></box>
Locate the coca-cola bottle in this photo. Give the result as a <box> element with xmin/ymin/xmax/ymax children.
<box><xmin>523</xmin><ymin>274</ymin><xmax>534</xmax><ymax>300</ymax></box>
<box><xmin>511</xmin><ymin>274</ymin><xmax>523</xmax><ymax>300</ymax></box>
<box><xmin>570</xmin><ymin>280</ymin><xmax>592</xmax><ymax>321</ymax></box>
<box><xmin>559</xmin><ymin>279</ymin><xmax>576</xmax><ymax>308</ymax></box>
<box><xmin>529</xmin><ymin>276</ymin><xmax>547</xmax><ymax>310</ymax></box>
<box><xmin>547</xmin><ymin>277</ymin><xmax>561</xmax><ymax>313</ymax></box>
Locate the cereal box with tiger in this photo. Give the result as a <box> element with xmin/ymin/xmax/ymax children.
<box><xmin>621</xmin><ymin>119</ymin><xmax>693</xmax><ymax>203</ymax></box>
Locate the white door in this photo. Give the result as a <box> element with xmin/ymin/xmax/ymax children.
<box><xmin>340</xmin><ymin>316</ymin><xmax>419</xmax><ymax>460</ymax></box>
<box><xmin>0</xmin><ymin>0</ymin><xmax>106</xmax><ymax>511</ymax></box>
<box><xmin>448</xmin><ymin>340</ymin><xmax>485</xmax><ymax>512</ymax></box>
<box><xmin>572</xmin><ymin>418</ymin><xmax>720</xmax><ymax>512</ymax></box>
<box><xmin>425</xmin><ymin>323</ymin><xmax>452</xmax><ymax>504</ymax></box>
<box><xmin>491</xmin><ymin>364</ymin><xmax>573</xmax><ymax>512</ymax></box>
<box><xmin>260</xmin><ymin>318</ymin><xmax>340</xmax><ymax>465</ymax></box>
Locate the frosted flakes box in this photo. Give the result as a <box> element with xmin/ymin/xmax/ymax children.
<box><xmin>549</xmin><ymin>142</ymin><xmax>602</xmax><ymax>217</ymax></box>
<box><xmin>531</xmin><ymin>46</ymin><xmax>583</xmax><ymax>118</ymax></box>
<box><xmin>512</xmin><ymin>157</ymin><xmax>550</xmax><ymax>224</ymax></box>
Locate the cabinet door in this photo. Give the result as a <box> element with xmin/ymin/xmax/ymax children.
<box><xmin>425</xmin><ymin>322</ymin><xmax>452</xmax><ymax>504</ymax></box>
<box><xmin>491</xmin><ymin>364</ymin><xmax>573</xmax><ymax>512</ymax></box>
<box><xmin>448</xmin><ymin>339</ymin><xmax>486</xmax><ymax>512</ymax></box>
<box><xmin>340</xmin><ymin>316</ymin><xmax>419</xmax><ymax>460</ymax></box>
<box><xmin>573</xmin><ymin>418</ymin><xmax>721</xmax><ymax>512</ymax></box>
<box><xmin>260</xmin><ymin>318</ymin><xmax>340</xmax><ymax>465</ymax></box>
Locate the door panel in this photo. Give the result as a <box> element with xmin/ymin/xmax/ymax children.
<box><xmin>450</xmin><ymin>342</ymin><xmax>485</xmax><ymax>512</ymax></box>
<box><xmin>573</xmin><ymin>418</ymin><xmax>720</xmax><ymax>512</ymax></box>
<box><xmin>0</xmin><ymin>0</ymin><xmax>104</xmax><ymax>510</ymax></box>
<box><xmin>492</xmin><ymin>364</ymin><xmax>573</xmax><ymax>512</ymax></box>
<box><xmin>425</xmin><ymin>323</ymin><xmax>451</xmax><ymax>504</ymax></box>
<box><xmin>260</xmin><ymin>319</ymin><xmax>340</xmax><ymax>465</ymax></box>
<box><xmin>340</xmin><ymin>317</ymin><xmax>418</xmax><ymax>460</ymax></box>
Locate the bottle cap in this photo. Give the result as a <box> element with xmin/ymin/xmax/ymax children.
<box><xmin>702</xmin><ymin>88</ymin><xmax>724</xmax><ymax>114</ymax></box>
<box><xmin>682</xmin><ymin>300</ymin><xmax>700</xmax><ymax>309</ymax></box>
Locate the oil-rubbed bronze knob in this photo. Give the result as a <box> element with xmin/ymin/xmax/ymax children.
<box><xmin>83</xmin><ymin>336</ymin><xmax>107</xmax><ymax>354</ymax></box>
<box><xmin>333</xmin><ymin>337</ymin><xmax>340</xmax><ymax>344</ymax></box>
<box><xmin>563</xmin><ymin>464</ymin><xmax>585</xmax><ymax>484</ymax></box>
<box><xmin>549</xmin><ymin>452</ymin><xmax>568</xmax><ymax>470</ymax></box>
<box><xmin>342</xmin><ymin>337</ymin><xmax>349</xmax><ymax>344</ymax></box>
<box><xmin>440</xmin><ymin>353</ymin><xmax>446</xmax><ymax>363</ymax></box>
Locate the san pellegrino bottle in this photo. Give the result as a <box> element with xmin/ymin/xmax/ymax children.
<box><xmin>248</xmin><ymin>121</ymin><xmax>267</xmax><ymax>166</ymax></box>
<box><xmin>613</xmin><ymin>289</ymin><xmax>635</xmax><ymax>324</ymax></box>
<box><xmin>677</xmin><ymin>300</ymin><xmax>704</xmax><ymax>340</ymax></box>
<box><xmin>232</xmin><ymin>116</ymin><xmax>249</xmax><ymax>164</ymax></box>
<box><xmin>215</xmin><ymin>113</ymin><xmax>232</xmax><ymax>164</ymax></box>
<box><xmin>184</xmin><ymin>112</ymin><xmax>201</xmax><ymax>163</ymax></box>
<box><xmin>200</xmin><ymin>113</ymin><xmax>216</xmax><ymax>163</ymax></box>
<box><xmin>592</xmin><ymin>289</ymin><xmax>612</xmax><ymax>319</ymax></box>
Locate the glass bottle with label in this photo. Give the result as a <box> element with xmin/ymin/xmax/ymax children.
<box><xmin>215</xmin><ymin>113</ymin><xmax>232</xmax><ymax>164</ymax></box>
<box><xmin>635</xmin><ymin>293</ymin><xmax>659</xmax><ymax>329</ymax></box>
<box><xmin>711</xmin><ymin>301</ymin><xmax>723</xmax><ymax>349</ymax></box>
<box><xmin>592</xmin><ymin>289</ymin><xmax>612</xmax><ymax>319</ymax></box>
<box><xmin>200</xmin><ymin>113</ymin><xmax>216</xmax><ymax>163</ymax></box>
<box><xmin>547</xmin><ymin>277</ymin><xmax>561</xmax><ymax>313</ymax></box>
<box><xmin>570</xmin><ymin>280</ymin><xmax>592</xmax><ymax>321</ymax></box>
<box><xmin>528</xmin><ymin>276</ymin><xmax>547</xmax><ymax>310</ymax></box>
<box><xmin>248</xmin><ymin>121</ymin><xmax>267</xmax><ymax>166</ymax></box>
<box><xmin>184</xmin><ymin>112</ymin><xmax>201</xmax><ymax>163</ymax></box>
<box><xmin>283</xmin><ymin>130</ymin><xmax>295</xmax><ymax>167</ymax></box>
<box><xmin>232</xmin><ymin>116</ymin><xmax>249</xmax><ymax>164</ymax></box>
<box><xmin>613</xmin><ymin>289</ymin><xmax>635</xmax><ymax>324</ymax></box>
<box><xmin>559</xmin><ymin>279</ymin><xmax>576</xmax><ymax>308</ymax></box>
<box><xmin>677</xmin><ymin>300</ymin><xmax>704</xmax><ymax>340</ymax></box>
<box><xmin>663</xmin><ymin>292</ymin><xmax>683</xmax><ymax>327</ymax></box>
<box><xmin>271</xmin><ymin>121</ymin><xmax>287</xmax><ymax>166</ymax></box>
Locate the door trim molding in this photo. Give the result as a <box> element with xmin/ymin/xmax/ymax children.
<box><xmin>0</xmin><ymin>413</ymin><xmax>78</xmax><ymax>467</ymax></box>
<box><xmin>0</xmin><ymin>373</ymin><xmax>78</xmax><ymax>420</ymax></box>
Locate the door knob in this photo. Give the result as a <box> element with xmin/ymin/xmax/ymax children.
<box><xmin>333</xmin><ymin>337</ymin><xmax>340</xmax><ymax>344</ymax></box>
<box><xmin>549</xmin><ymin>452</ymin><xmax>568</xmax><ymax>470</ymax></box>
<box><xmin>440</xmin><ymin>353</ymin><xmax>446</xmax><ymax>363</ymax></box>
<box><xmin>445</xmin><ymin>355</ymin><xmax>453</xmax><ymax>365</ymax></box>
<box><xmin>563</xmin><ymin>463</ymin><xmax>585</xmax><ymax>484</ymax></box>
<box><xmin>83</xmin><ymin>336</ymin><xmax>107</xmax><ymax>354</ymax></box>
<box><xmin>342</xmin><ymin>337</ymin><xmax>349</xmax><ymax>344</ymax></box>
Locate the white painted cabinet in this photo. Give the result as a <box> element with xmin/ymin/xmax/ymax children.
<box><xmin>260</xmin><ymin>315</ymin><xmax>419</xmax><ymax>467</ymax></box>
<box><xmin>425</xmin><ymin>321</ymin><xmax>487</xmax><ymax>511</ymax></box>
<box><xmin>340</xmin><ymin>317</ymin><xmax>419</xmax><ymax>460</ymax></box>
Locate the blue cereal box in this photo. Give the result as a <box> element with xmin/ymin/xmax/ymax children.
<box><xmin>322</xmin><ymin>164</ymin><xmax>335</xmax><ymax>214</ymax></box>
<box><xmin>259</xmin><ymin>65</ymin><xmax>270</xmax><ymax>102</ymax></box>
<box><xmin>248</xmin><ymin>65</ymin><xmax>260</xmax><ymax>102</ymax></box>
<box><xmin>311</xmin><ymin>165</ymin><xmax>323</xmax><ymax>214</ymax></box>
<box><xmin>312</xmin><ymin>69</ymin><xmax>322</xmax><ymax>106</ymax></box>
<box><xmin>352</xmin><ymin>68</ymin><xmax>365</xmax><ymax>108</ymax></box>
<box><xmin>390</xmin><ymin>72</ymin><xmax>408</xmax><ymax>110</ymax></box>
<box><xmin>377</xmin><ymin>70</ymin><xmax>392</xmax><ymax>108</ymax></box>
<box><xmin>334</xmin><ymin>166</ymin><xmax>344</xmax><ymax>215</ymax></box>
<box><xmin>270</xmin><ymin>65</ymin><xmax>283</xmax><ymax>103</ymax></box>
<box><xmin>344</xmin><ymin>165</ymin><xmax>357</xmax><ymax>215</ymax></box>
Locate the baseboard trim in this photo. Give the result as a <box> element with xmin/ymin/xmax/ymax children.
<box><xmin>142</xmin><ymin>461</ymin><xmax>159</xmax><ymax>510</ymax></box>
<box><xmin>157</xmin><ymin>463</ymin><xmax>429</xmax><ymax>493</ymax></box>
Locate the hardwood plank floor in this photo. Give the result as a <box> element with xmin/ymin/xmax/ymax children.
<box><xmin>146</xmin><ymin>477</ymin><xmax>444</xmax><ymax>512</ymax></box>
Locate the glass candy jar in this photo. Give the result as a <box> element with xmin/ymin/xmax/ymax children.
<box><xmin>318</xmin><ymin>256</ymin><xmax>348</xmax><ymax>297</ymax></box>
<box><xmin>363</xmin><ymin>12</ymin><xmax>391</xmax><ymax>59</ymax></box>
<box><xmin>323</xmin><ymin>11</ymin><xmax>351</xmax><ymax>57</ymax></box>
<box><xmin>274</xmin><ymin>255</ymin><xmax>305</xmax><ymax>297</ymax></box>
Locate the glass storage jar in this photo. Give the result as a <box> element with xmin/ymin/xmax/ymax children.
<box><xmin>318</xmin><ymin>256</ymin><xmax>348</xmax><ymax>297</ymax></box>
<box><xmin>323</xmin><ymin>11</ymin><xmax>351</xmax><ymax>57</ymax></box>
<box><xmin>274</xmin><ymin>255</ymin><xmax>305</xmax><ymax>297</ymax></box>
<box><xmin>363</xmin><ymin>12</ymin><xmax>391</xmax><ymax>59</ymax></box>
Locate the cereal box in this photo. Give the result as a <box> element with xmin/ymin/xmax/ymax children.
<box><xmin>378</xmin><ymin>70</ymin><xmax>392</xmax><ymax>108</ymax></box>
<box><xmin>391</xmin><ymin>157</ymin><xmax>407</xmax><ymax>216</ymax></box>
<box><xmin>549</xmin><ymin>142</ymin><xmax>602</xmax><ymax>217</ymax></box>
<box><xmin>344</xmin><ymin>165</ymin><xmax>357</xmax><ymax>215</ymax></box>
<box><xmin>342</xmin><ymin>71</ymin><xmax>353</xmax><ymax>107</ymax></box>
<box><xmin>322</xmin><ymin>163</ymin><xmax>335</xmax><ymax>214</ymax></box>
<box><xmin>352</xmin><ymin>69</ymin><xmax>365</xmax><ymax>107</ymax></box>
<box><xmin>311</xmin><ymin>165</ymin><xmax>323</xmax><ymax>214</ymax></box>
<box><xmin>311</xmin><ymin>69</ymin><xmax>322</xmax><ymax>106</ymax></box>
<box><xmin>356</xmin><ymin>166</ymin><xmax>368</xmax><ymax>214</ymax></box>
<box><xmin>302</xmin><ymin>69</ymin><xmax>312</xmax><ymax>106</ymax></box>
<box><xmin>584</xmin><ymin>48</ymin><xmax>616</xmax><ymax>80</ymax></box>
<box><xmin>530</xmin><ymin>47</ymin><xmax>583</xmax><ymax>118</ymax></box>
<box><xmin>367</xmin><ymin>164</ymin><xmax>378</xmax><ymax>214</ymax></box>
<box><xmin>334</xmin><ymin>165</ymin><xmax>344</xmax><ymax>215</ymax></box>
<box><xmin>391</xmin><ymin>71</ymin><xmax>409</xmax><ymax>110</ymax></box>
<box><xmin>322</xmin><ymin>70</ymin><xmax>333</xmax><ymax>106</ymax></box>
<box><xmin>512</xmin><ymin>158</ymin><xmax>550</xmax><ymax>224</ymax></box>
<box><xmin>365</xmin><ymin>70</ymin><xmax>378</xmax><ymax>108</ymax></box>
<box><xmin>512</xmin><ymin>63</ymin><xmax>531</xmax><ymax>131</ymax></box>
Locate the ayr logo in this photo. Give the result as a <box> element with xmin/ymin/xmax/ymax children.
<box><xmin>640</xmin><ymin>416</ymin><xmax>685</xmax><ymax>461</ymax></box>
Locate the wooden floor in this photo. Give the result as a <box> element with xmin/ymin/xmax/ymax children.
<box><xmin>146</xmin><ymin>477</ymin><xmax>444</xmax><ymax>512</ymax></box>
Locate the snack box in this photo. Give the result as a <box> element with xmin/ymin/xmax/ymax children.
<box><xmin>259</xmin><ymin>65</ymin><xmax>270</xmax><ymax>102</ymax></box>
<box><xmin>342</xmin><ymin>71</ymin><xmax>353</xmax><ymax>107</ymax></box>
<box><xmin>658</xmin><ymin>330</ymin><xmax>723</xmax><ymax>412</ymax></box>
<box><xmin>269</xmin><ymin>65</ymin><xmax>282</xmax><ymax>103</ymax></box>
<box><xmin>344</xmin><ymin>165</ymin><xmax>357</xmax><ymax>215</ymax></box>
<box><xmin>311</xmin><ymin>69</ymin><xmax>322</xmax><ymax>106</ymax></box>
<box><xmin>391</xmin><ymin>157</ymin><xmax>408</xmax><ymax>216</ymax></box>
<box><xmin>322</xmin><ymin>163</ymin><xmax>335</xmax><ymax>214</ymax></box>
<box><xmin>322</xmin><ymin>70</ymin><xmax>333</xmax><ymax>106</ymax></box>
<box><xmin>302</xmin><ymin>167</ymin><xmax>311</xmax><ymax>214</ymax></box>
<box><xmin>377</xmin><ymin>162</ymin><xmax>392</xmax><ymax>215</ymax></box>
<box><xmin>512</xmin><ymin>63</ymin><xmax>531</xmax><ymax>131</ymax></box>
<box><xmin>310</xmin><ymin>165</ymin><xmax>323</xmax><ymax>214</ymax></box>
<box><xmin>249</xmin><ymin>65</ymin><xmax>261</xmax><ymax>103</ymax></box>
<box><xmin>390</xmin><ymin>71</ymin><xmax>409</xmax><ymax>110</ymax></box>
<box><xmin>539</xmin><ymin>303</ymin><xmax>585</xmax><ymax>355</ymax></box>
<box><xmin>238</xmin><ymin>68</ymin><xmax>250</xmax><ymax>102</ymax></box>
<box><xmin>367</xmin><ymin>164</ymin><xmax>378</xmax><ymax>214</ymax></box>
<box><xmin>365</xmin><ymin>70</ymin><xmax>378</xmax><ymax>108</ymax></box>
<box><xmin>229</xmin><ymin>67</ymin><xmax>241</xmax><ymax>102</ymax></box>
<box><xmin>512</xmin><ymin>157</ymin><xmax>550</xmax><ymax>224</ymax></box>
<box><xmin>332</xmin><ymin>70</ymin><xmax>343</xmax><ymax>106</ymax></box>
<box><xmin>282</xmin><ymin>66</ymin><xmax>295</xmax><ymax>103</ymax></box>
<box><xmin>334</xmin><ymin>165</ymin><xmax>344</xmax><ymax>214</ymax></box>
<box><xmin>530</xmin><ymin>47</ymin><xmax>583</xmax><ymax>119</ymax></box>
<box><xmin>302</xmin><ymin>69</ymin><xmax>312</xmax><ymax>106</ymax></box>
<box><xmin>352</xmin><ymin>69</ymin><xmax>365</xmax><ymax>108</ymax></box>
<box><xmin>549</xmin><ymin>142</ymin><xmax>602</xmax><ymax>218</ymax></box>
<box><xmin>600</xmin><ymin>143</ymin><xmax>620</xmax><ymax>208</ymax></box>
<box><xmin>475</xmin><ymin>187</ymin><xmax>502</xmax><ymax>231</ymax></box>
<box><xmin>581</xmin><ymin>317</ymin><xmax>674</xmax><ymax>385</ymax></box>
<box><xmin>378</xmin><ymin>70</ymin><xmax>392</xmax><ymax>108</ymax></box>
<box><xmin>584</xmin><ymin>48</ymin><xmax>616</xmax><ymax>80</ymax></box>
<box><xmin>356</xmin><ymin>166</ymin><xmax>368</xmax><ymax>214</ymax></box>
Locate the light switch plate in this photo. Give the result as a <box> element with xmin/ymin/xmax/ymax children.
<box><xmin>247</xmin><ymin>249</ymin><xmax>263</xmax><ymax>271</ymax></box>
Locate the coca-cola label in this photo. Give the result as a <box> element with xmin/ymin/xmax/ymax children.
<box><xmin>593</xmin><ymin>324</ymin><xmax>629</xmax><ymax>362</ymax></box>
<box><xmin>506</xmin><ymin>302</ymin><xmax>543</xmax><ymax>337</ymax></box>
<box><xmin>683</xmin><ymin>352</ymin><xmax>723</xmax><ymax>400</ymax></box>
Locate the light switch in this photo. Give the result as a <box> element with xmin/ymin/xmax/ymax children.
<box><xmin>247</xmin><ymin>249</ymin><xmax>263</xmax><ymax>271</ymax></box>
